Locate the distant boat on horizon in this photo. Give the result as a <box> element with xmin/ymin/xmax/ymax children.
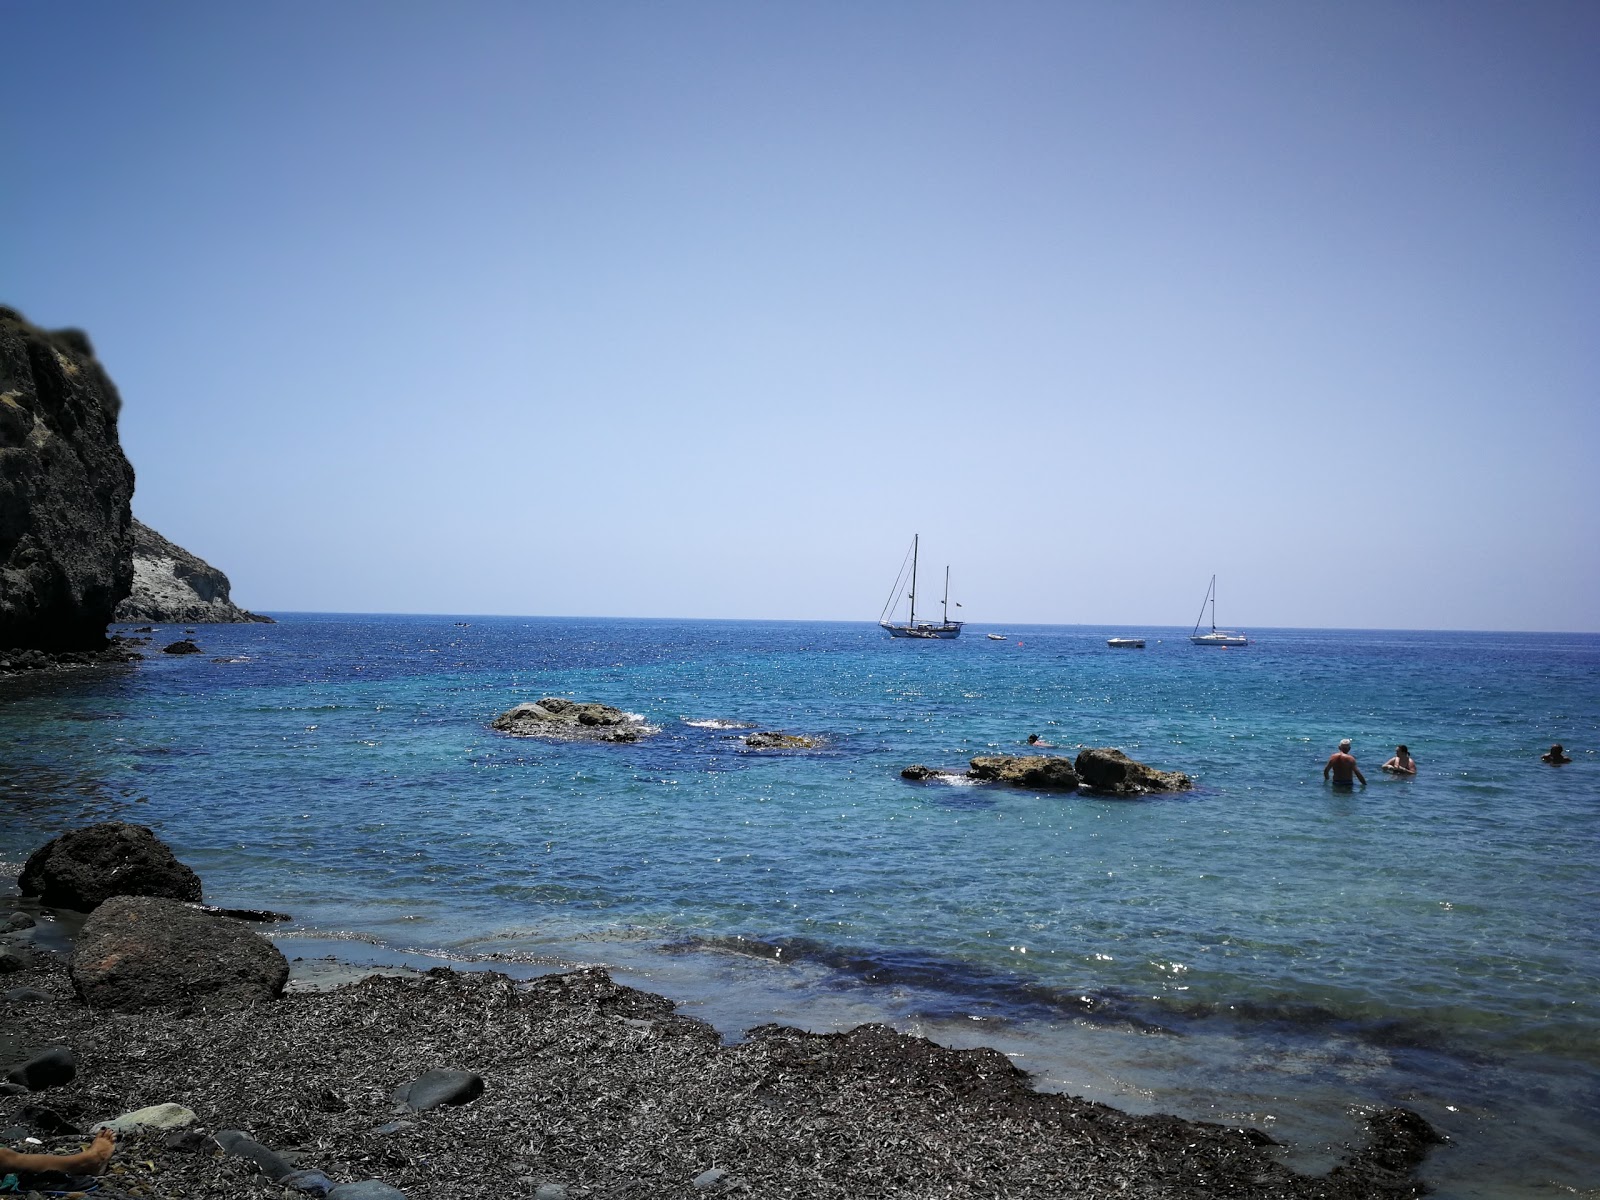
<box><xmin>1107</xmin><ymin>637</ymin><xmax>1145</xmax><ymax>648</ymax></box>
<box><xmin>879</xmin><ymin>535</ymin><xmax>963</xmax><ymax>639</ymax></box>
<box><xmin>1190</xmin><ymin>575</ymin><xmax>1248</xmax><ymax>647</ymax></box>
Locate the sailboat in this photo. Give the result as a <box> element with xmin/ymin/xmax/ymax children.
<box><xmin>1190</xmin><ymin>575</ymin><xmax>1248</xmax><ymax>647</ymax></box>
<box><xmin>879</xmin><ymin>535</ymin><xmax>963</xmax><ymax>639</ymax></box>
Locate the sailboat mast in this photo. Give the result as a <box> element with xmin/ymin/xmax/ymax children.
<box><xmin>1211</xmin><ymin>575</ymin><xmax>1218</xmax><ymax>633</ymax></box>
<box><xmin>909</xmin><ymin>535</ymin><xmax>919</xmax><ymax>626</ymax></box>
<box><xmin>942</xmin><ymin>565</ymin><xmax>950</xmax><ymax>624</ymax></box>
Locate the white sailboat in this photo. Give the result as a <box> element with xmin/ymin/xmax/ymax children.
<box><xmin>1190</xmin><ymin>575</ymin><xmax>1248</xmax><ymax>647</ymax></box>
<box><xmin>879</xmin><ymin>535</ymin><xmax>963</xmax><ymax>639</ymax></box>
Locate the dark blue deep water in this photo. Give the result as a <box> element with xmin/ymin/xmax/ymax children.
<box><xmin>3</xmin><ymin>616</ymin><xmax>1597</xmax><ymax>1198</ymax></box>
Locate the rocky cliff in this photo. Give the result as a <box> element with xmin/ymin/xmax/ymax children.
<box><xmin>115</xmin><ymin>519</ymin><xmax>272</xmax><ymax>624</ymax></box>
<box><xmin>0</xmin><ymin>306</ymin><xmax>135</xmax><ymax>651</ymax></box>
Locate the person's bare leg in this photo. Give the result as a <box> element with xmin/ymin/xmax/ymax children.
<box><xmin>0</xmin><ymin>1127</ymin><xmax>116</xmax><ymax>1174</ymax></box>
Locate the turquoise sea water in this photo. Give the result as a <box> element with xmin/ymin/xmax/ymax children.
<box><xmin>2</xmin><ymin>616</ymin><xmax>1596</xmax><ymax>1198</ymax></box>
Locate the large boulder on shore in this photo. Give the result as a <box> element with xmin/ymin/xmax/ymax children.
<box><xmin>491</xmin><ymin>697</ymin><xmax>652</xmax><ymax>742</ymax></box>
<box><xmin>70</xmin><ymin>895</ymin><xmax>288</xmax><ymax>1011</ymax></box>
<box><xmin>968</xmin><ymin>755</ymin><xmax>1081</xmax><ymax>791</ymax></box>
<box><xmin>0</xmin><ymin>307</ymin><xmax>135</xmax><ymax>653</ymax></box>
<box><xmin>1074</xmin><ymin>747</ymin><xmax>1193</xmax><ymax>795</ymax></box>
<box><xmin>18</xmin><ymin>822</ymin><xmax>203</xmax><ymax>911</ymax></box>
<box><xmin>114</xmin><ymin>519</ymin><xmax>272</xmax><ymax>625</ymax></box>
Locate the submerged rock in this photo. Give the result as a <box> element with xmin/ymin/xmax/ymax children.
<box><xmin>491</xmin><ymin>698</ymin><xmax>653</xmax><ymax>742</ymax></box>
<box><xmin>1073</xmin><ymin>747</ymin><xmax>1193</xmax><ymax>795</ymax></box>
<box><xmin>744</xmin><ymin>731</ymin><xmax>819</xmax><ymax>750</ymax></box>
<box><xmin>900</xmin><ymin>764</ymin><xmax>967</xmax><ymax>784</ymax></box>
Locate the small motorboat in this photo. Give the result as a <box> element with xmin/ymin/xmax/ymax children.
<box><xmin>987</xmin><ymin>633</ymin><xmax>1007</xmax><ymax>641</ymax></box>
<box><xmin>1106</xmin><ymin>637</ymin><xmax>1145</xmax><ymax>648</ymax></box>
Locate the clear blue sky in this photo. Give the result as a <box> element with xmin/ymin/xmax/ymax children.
<box><xmin>6</xmin><ymin>1</ymin><xmax>1596</xmax><ymax>630</ymax></box>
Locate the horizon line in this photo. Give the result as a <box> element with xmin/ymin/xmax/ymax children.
<box><xmin>151</xmin><ymin>612</ymin><xmax>1600</xmax><ymax>638</ymax></box>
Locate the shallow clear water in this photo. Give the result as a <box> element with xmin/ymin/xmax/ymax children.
<box><xmin>2</xmin><ymin>616</ymin><xmax>1596</xmax><ymax>1197</ymax></box>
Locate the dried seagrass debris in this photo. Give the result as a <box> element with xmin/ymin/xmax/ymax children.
<box><xmin>3</xmin><ymin>952</ymin><xmax>1438</xmax><ymax>1199</ymax></box>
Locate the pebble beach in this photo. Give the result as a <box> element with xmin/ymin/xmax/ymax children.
<box><xmin>3</xmin><ymin>922</ymin><xmax>1439</xmax><ymax>1200</ymax></box>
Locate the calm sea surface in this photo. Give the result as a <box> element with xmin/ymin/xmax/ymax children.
<box><xmin>2</xmin><ymin>616</ymin><xmax>1596</xmax><ymax>1198</ymax></box>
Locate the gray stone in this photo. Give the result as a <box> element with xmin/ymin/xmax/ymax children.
<box><xmin>327</xmin><ymin>1182</ymin><xmax>407</xmax><ymax>1200</ymax></box>
<box><xmin>391</xmin><ymin>1068</ymin><xmax>484</xmax><ymax>1112</ymax></box>
<box><xmin>92</xmin><ymin>1102</ymin><xmax>198</xmax><ymax>1134</ymax></box>
<box><xmin>70</xmin><ymin>895</ymin><xmax>288</xmax><ymax>1011</ymax></box>
<box><xmin>0</xmin><ymin>947</ymin><xmax>25</xmax><ymax>973</ymax></box>
<box><xmin>2</xmin><ymin>912</ymin><xmax>36</xmax><ymax>932</ymax></box>
<box><xmin>18</xmin><ymin>821</ymin><xmax>203</xmax><ymax>911</ymax></box>
<box><xmin>215</xmin><ymin>1128</ymin><xmax>297</xmax><ymax>1181</ymax></box>
<box><xmin>2</xmin><ymin>987</ymin><xmax>53</xmax><ymax>1004</ymax></box>
<box><xmin>279</xmin><ymin>1168</ymin><xmax>337</xmax><ymax>1196</ymax></box>
<box><xmin>534</xmin><ymin>1185</ymin><xmax>568</xmax><ymax>1200</ymax></box>
<box><xmin>692</xmin><ymin>1167</ymin><xmax>729</xmax><ymax>1189</ymax></box>
<box><xmin>5</xmin><ymin>1046</ymin><xmax>76</xmax><ymax>1091</ymax></box>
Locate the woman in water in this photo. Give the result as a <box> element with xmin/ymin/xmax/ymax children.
<box><xmin>1382</xmin><ymin>745</ymin><xmax>1417</xmax><ymax>775</ymax></box>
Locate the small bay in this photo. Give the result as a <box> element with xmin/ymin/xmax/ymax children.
<box><xmin>2</xmin><ymin>615</ymin><xmax>1596</xmax><ymax>1198</ymax></box>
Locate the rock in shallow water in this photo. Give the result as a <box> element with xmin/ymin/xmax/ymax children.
<box><xmin>18</xmin><ymin>820</ymin><xmax>203</xmax><ymax>910</ymax></box>
<box><xmin>1073</xmin><ymin>747</ymin><xmax>1193</xmax><ymax>795</ymax></box>
<box><xmin>969</xmin><ymin>754</ymin><xmax>1081</xmax><ymax>790</ymax></box>
<box><xmin>491</xmin><ymin>698</ymin><xmax>652</xmax><ymax>742</ymax></box>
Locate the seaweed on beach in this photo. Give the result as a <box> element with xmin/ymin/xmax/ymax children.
<box><xmin>1</xmin><ymin>952</ymin><xmax>1441</xmax><ymax>1199</ymax></box>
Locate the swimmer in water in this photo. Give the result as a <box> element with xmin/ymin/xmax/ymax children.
<box><xmin>1382</xmin><ymin>745</ymin><xmax>1417</xmax><ymax>775</ymax></box>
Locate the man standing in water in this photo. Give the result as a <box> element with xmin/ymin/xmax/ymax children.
<box><xmin>1324</xmin><ymin>738</ymin><xmax>1366</xmax><ymax>787</ymax></box>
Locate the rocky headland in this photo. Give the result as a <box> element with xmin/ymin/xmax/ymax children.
<box><xmin>114</xmin><ymin>519</ymin><xmax>272</xmax><ymax>625</ymax></box>
<box><xmin>1</xmin><ymin>823</ymin><xmax>1442</xmax><ymax>1199</ymax></box>
<box><xmin>0</xmin><ymin>307</ymin><xmax>135</xmax><ymax>654</ymax></box>
<box><xmin>1</xmin><ymin>305</ymin><xmax>263</xmax><ymax>673</ymax></box>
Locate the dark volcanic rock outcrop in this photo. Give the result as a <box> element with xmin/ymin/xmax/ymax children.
<box><xmin>114</xmin><ymin>519</ymin><xmax>272</xmax><ymax>624</ymax></box>
<box><xmin>70</xmin><ymin>894</ymin><xmax>288</xmax><ymax>1011</ymax></box>
<box><xmin>1074</xmin><ymin>747</ymin><xmax>1193</xmax><ymax>795</ymax></box>
<box><xmin>491</xmin><ymin>697</ymin><xmax>655</xmax><ymax>742</ymax></box>
<box><xmin>18</xmin><ymin>821</ymin><xmax>203</xmax><ymax>911</ymax></box>
<box><xmin>0</xmin><ymin>307</ymin><xmax>135</xmax><ymax>652</ymax></box>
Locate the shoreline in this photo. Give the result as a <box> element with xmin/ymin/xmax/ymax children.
<box><xmin>2</xmin><ymin>919</ymin><xmax>1441</xmax><ymax>1200</ymax></box>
